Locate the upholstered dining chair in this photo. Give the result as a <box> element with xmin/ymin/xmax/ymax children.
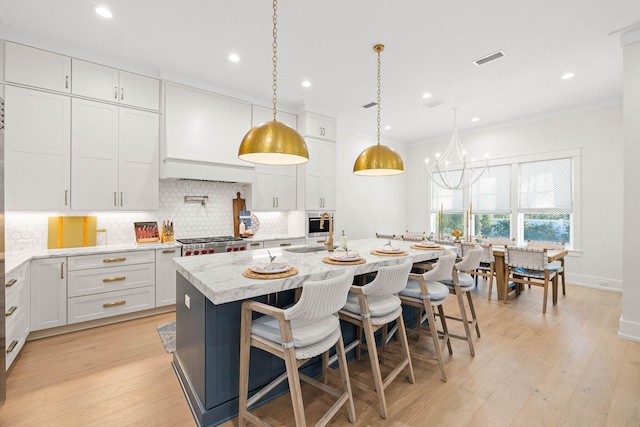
<box><xmin>338</xmin><ymin>259</ymin><xmax>415</xmax><ymax>419</ymax></box>
<box><xmin>439</xmin><ymin>246</ymin><xmax>483</xmax><ymax>356</ymax></box>
<box><xmin>397</xmin><ymin>251</ymin><xmax>457</xmax><ymax>382</ymax></box>
<box><xmin>504</xmin><ymin>246</ymin><xmax>560</xmax><ymax>314</ymax></box>
<box><xmin>527</xmin><ymin>239</ymin><xmax>567</xmax><ymax>295</ymax></box>
<box><xmin>239</xmin><ymin>270</ymin><xmax>356</xmax><ymax>427</ymax></box>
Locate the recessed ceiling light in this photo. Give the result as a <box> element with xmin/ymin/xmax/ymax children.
<box><xmin>561</xmin><ymin>72</ymin><xmax>575</xmax><ymax>80</ymax></box>
<box><xmin>302</xmin><ymin>80</ymin><xmax>311</xmax><ymax>88</ymax></box>
<box><xmin>94</xmin><ymin>6</ymin><xmax>112</xmax><ymax>18</ymax></box>
<box><xmin>471</xmin><ymin>117</ymin><xmax>479</xmax><ymax>122</ymax></box>
<box><xmin>422</xmin><ymin>92</ymin><xmax>432</xmax><ymax>99</ymax></box>
<box><xmin>228</xmin><ymin>54</ymin><xmax>240</xmax><ymax>63</ymax></box>
<box><xmin>384</xmin><ymin>126</ymin><xmax>391</xmax><ymax>130</ymax></box>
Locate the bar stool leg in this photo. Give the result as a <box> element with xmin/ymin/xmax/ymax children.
<box><xmin>283</xmin><ymin>346</ymin><xmax>307</xmax><ymax>427</ymax></box>
<box><xmin>425</xmin><ymin>302</ymin><xmax>447</xmax><ymax>382</ymax></box>
<box><xmin>362</xmin><ymin>319</ymin><xmax>388</xmax><ymax>419</ymax></box>
<box><xmin>467</xmin><ymin>292</ymin><xmax>481</xmax><ymax>337</ymax></box>
<box><xmin>238</xmin><ymin>306</ymin><xmax>252</xmax><ymax>427</ymax></box>
<box><xmin>454</xmin><ymin>286</ymin><xmax>475</xmax><ymax>356</ymax></box>
<box><xmin>335</xmin><ymin>331</ymin><xmax>356</xmax><ymax>423</ymax></box>
<box><xmin>396</xmin><ymin>314</ymin><xmax>415</xmax><ymax>384</ymax></box>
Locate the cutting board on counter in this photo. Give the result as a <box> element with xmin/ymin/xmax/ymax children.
<box><xmin>232</xmin><ymin>192</ymin><xmax>245</xmax><ymax>237</ymax></box>
<box><xmin>48</xmin><ymin>216</ymin><xmax>97</xmax><ymax>249</ymax></box>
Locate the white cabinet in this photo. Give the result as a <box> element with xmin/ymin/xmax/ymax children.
<box><xmin>67</xmin><ymin>251</ymin><xmax>155</xmax><ymax>324</ymax></box>
<box><xmin>4</xmin><ymin>86</ymin><xmax>71</xmax><ymax>211</ymax></box>
<box><xmin>249</xmin><ymin>105</ymin><xmax>297</xmax><ymax>210</ymax></box>
<box><xmin>297</xmin><ymin>112</ymin><xmax>336</xmax><ymax>141</ymax></box>
<box><xmin>263</xmin><ymin>238</ymin><xmax>305</xmax><ymax>249</ymax></box>
<box><xmin>4</xmin><ymin>41</ymin><xmax>71</xmax><ymax>93</ymax></box>
<box><xmin>303</xmin><ymin>138</ymin><xmax>336</xmax><ymax>210</ymax></box>
<box><xmin>72</xmin><ymin>59</ymin><xmax>160</xmax><ymax>110</ymax></box>
<box><xmin>246</xmin><ymin>241</ymin><xmax>264</xmax><ymax>250</ymax></box>
<box><xmin>5</xmin><ymin>263</ymin><xmax>30</xmax><ymax>370</ymax></box>
<box><xmin>71</xmin><ymin>98</ymin><xmax>159</xmax><ymax>211</ymax></box>
<box><xmin>31</xmin><ymin>258</ymin><xmax>67</xmax><ymax>331</ymax></box>
<box><xmin>155</xmin><ymin>248</ymin><xmax>180</xmax><ymax>306</ymax></box>
<box><xmin>162</xmin><ymin>83</ymin><xmax>253</xmax><ymax>176</ymax></box>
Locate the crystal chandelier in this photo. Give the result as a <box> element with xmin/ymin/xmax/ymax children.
<box><xmin>425</xmin><ymin>108</ymin><xmax>488</xmax><ymax>190</ymax></box>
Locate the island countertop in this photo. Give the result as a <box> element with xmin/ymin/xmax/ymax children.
<box><xmin>173</xmin><ymin>237</ymin><xmax>449</xmax><ymax>305</ymax></box>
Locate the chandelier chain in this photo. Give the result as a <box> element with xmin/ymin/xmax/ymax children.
<box><xmin>272</xmin><ymin>0</ymin><xmax>278</xmax><ymax>121</ymax></box>
<box><xmin>376</xmin><ymin>49</ymin><xmax>382</xmax><ymax>145</ymax></box>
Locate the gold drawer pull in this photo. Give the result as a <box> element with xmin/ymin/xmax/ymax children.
<box><xmin>7</xmin><ymin>340</ymin><xmax>18</xmax><ymax>354</ymax></box>
<box><xmin>250</xmin><ymin>243</ymin><xmax>261</xmax><ymax>247</ymax></box>
<box><xmin>279</xmin><ymin>243</ymin><xmax>292</xmax><ymax>247</ymax></box>
<box><xmin>6</xmin><ymin>279</ymin><xmax>17</xmax><ymax>287</ymax></box>
<box><xmin>6</xmin><ymin>306</ymin><xmax>17</xmax><ymax>316</ymax></box>
<box><xmin>103</xmin><ymin>276</ymin><xmax>126</xmax><ymax>283</ymax></box>
<box><xmin>103</xmin><ymin>300</ymin><xmax>126</xmax><ymax>308</ymax></box>
<box><xmin>103</xmin><ymin>257</ymin><xmax>126</xmax><ymax>263</ymax></box>
<box><xmin>162</xmin><ymin>249</ymin><xmax>176</xmax><ymax>254</ymax></box>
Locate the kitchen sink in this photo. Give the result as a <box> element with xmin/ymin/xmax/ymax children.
<box><xmin>284</xmin><ymin>245</ymin><xmax>336</xmax><ymax>253</ymax></box>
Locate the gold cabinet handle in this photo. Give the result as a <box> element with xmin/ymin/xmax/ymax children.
<box><xmin>6</xmin><ymin>279</ymin><xmax>17</xmax><ymax>288</ymax></box>
<box><xmin>250</xmin><ymin>243</ymin><xmax>261</xmax><ymax>247</ymax></box>
<box><xmin>5</xmin><ymin>306</ymin><xmax>17</xmax><ymax>317</ymax></box>
<box><xmin>114</xmin><ymin>192</ymin><xmax>117</xmax><ymax>206</ymax></box>
<box><xmin>103</xmin><ymin>257</ymin><xmax>126</xmax><ymax>263</ymax></box>
<box><xmin>61</xmin><ymin>262</ymin><xmax>65</xmax><ymax>279</ymax></box>
<box><xmin>65</xmin><ymin>190</ymin><xmax>69</xmax><ymax>206</ymax></box>
<box><xmin>279</xmin><ymin>243</ymin><xmax>292</xmax><ymax>247</ymax></box>
<box><xmin>103</xmin><ymin>300</ymin><xmax>126</xmax><ymax>308</ymax></box>
<box><xmin>114</xmin><ymin>86</ymin><xmax>118</xmax><ymax>99</ymax></box>
<box><xmin>103</xmin><ymin>276</ymin><xmax>126</xmax><ymax>283</ymax></box>
<box><xmin>120</xmin><ymin>192</ymin><xmax>123</xmax><ymax>207</ymax></box>
<box><xmin>7</xmin><ymin>340</ymin><xmax>18</xmax><ymax>354</ymax></box>
<box><xmin>162</xmin><ymin>249</ymin><xmax>176</xmax><ymax>254</ymax></box>
<box><xmin>65</xmin><ymin>76</ymin><xmax>69</xmax><ymax>89</ymax></box>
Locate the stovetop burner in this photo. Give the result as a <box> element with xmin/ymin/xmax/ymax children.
<box><xmin>177</xmin><ymin>236</ymin><xmax>243</xmax><ymax>244</ymax></box>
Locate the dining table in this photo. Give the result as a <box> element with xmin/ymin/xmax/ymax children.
<box><xmin>491</xmin><ymin>245</ymin><xmax>568</xmax><ymax>301</ymax></box>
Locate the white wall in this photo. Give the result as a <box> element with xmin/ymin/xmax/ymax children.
<box><xmin>620</xmin><ymin>36</ymin><xmax>640</xmax><ymax>341</ymax></box>
<box><xmin>406</xmin><ymin>105</ymin><xmax>624</xmax><ymax>291</ymax></box>
<box><xmin>335</xmin><ymin>132</ymin><xmax>408</xmax><ymax>240</ymax></box>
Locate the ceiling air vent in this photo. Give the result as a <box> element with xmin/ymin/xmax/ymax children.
<box><xmin>362</xmin><ymin>101</ymin><xmax>378</xmax><ymax>109</ymax></box>
<box><xmin>473</xmin><ymin>50</ymin><xmax>506</xmax><ymax>67</ymax></box>
<box><xmin>425</xmin><ymin>99</ymin><xmax>444</xmax><ymax>109</ymax></box>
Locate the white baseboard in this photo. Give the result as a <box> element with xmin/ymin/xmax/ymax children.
<box><xmin>619</xmin><ymin>314</ymin><xmax>640</xmax><ymax>342</ymax></box>
<box><xmin>566</xmin><ymin>273</ymin><xmax>623</xmax><ymax>292</ymax></box>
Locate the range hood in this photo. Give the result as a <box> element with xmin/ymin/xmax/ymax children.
<box><xmin>160</xmin><ymin>157</ymin><xmax>255</xmax><ymax>184</ymax></box>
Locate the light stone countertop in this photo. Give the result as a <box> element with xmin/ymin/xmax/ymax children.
<box><xmin>242</xmin><ymin>234</ymin><xmax>305</xmax><ymax>242</ymax></box>
<box><xmin>174</xmin><ymin>238</ymin><xmax>451</xmax><ymax>305</ymax></box>
<box><xmin>5</xmin><ymin>242</ymin><xmax>182</xmax><ymax>276</ymax></box>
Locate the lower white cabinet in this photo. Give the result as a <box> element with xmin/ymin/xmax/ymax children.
<box><xmin>5</xmin><ymin>262</ymin><xmax>30</xmax><ymax>369</ymax></box>
<box><xmin>67</xmin><ymin>251</ymin><xmax>155</xmax><ymax>324</ymax></box>
<box><xmin>30</xmin><ymin>257</ymin><xmax>68</xmax><ymax>332</ymax></box>
<box><xmin>263</xmin><ymin>238</ymin><xmax>305</xmax><ymax>249</ymax></box>
<box><xmin>246</xmin><ymin>241</ymin><xmax>264</xmax><ymax>250</ymax></box>
<box><xmin>155</xmin><ymin>248</ymin><xmax>180</xmax><ymax>306</ymax></box>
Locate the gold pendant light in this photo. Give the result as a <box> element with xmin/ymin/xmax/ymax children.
<box><xmin>353</xmin><ymin>44</ymin><xmax>404</xmax><ymax>176</ymax></box>
<box><xmin>238</xmin><ymin>0</ymin><xmax>308</xmax><ymax>165</ymax></box>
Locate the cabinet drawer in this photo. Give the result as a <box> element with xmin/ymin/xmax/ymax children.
<box><xmin>5</xmin><ymin>280</ymin><xmax>27</xmax><ymax>332</ymax></box>
<box><xmin>67</xmin><ymin>251</ymin><xmax>155</xmax><ymax>271</ymax></box>
<box><xmin>6</xmin><ymin>262</ymin><xmax>26</xmax><ymax>288</ymax></box>
<box><xmin>68</xmin><ymin>263</ymin><xmax>155</xmax><ymax>297</ymax></box>
<box><xmin>68</xmin><ymin>285</ymin><xmax>155</xmax><ymax>324</ymax></box>
<box><xmin>263</xmin><ymin>238</ymin><xmax>305</xmax><ymax>249</ymax></box>
<box><xmin>247</xmin><ymin>241</ymin><xmax>264</xmax><ymax>250</ymax></box>
<box><xmin>6</xmin><ymin>311</ymin><xmax>28</xmax><ymax>370</ymax></box>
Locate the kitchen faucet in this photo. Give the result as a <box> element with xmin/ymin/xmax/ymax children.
<box><xmin>320</xmin><ymin>212</ymin><xmax>334</xmax><ymax>252</ymax></box>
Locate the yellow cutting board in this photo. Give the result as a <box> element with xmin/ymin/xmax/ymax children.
<box><xmin>48</xmin><ymin>216</ymin><xmax>97</xmax><ymax>249</ymax></box>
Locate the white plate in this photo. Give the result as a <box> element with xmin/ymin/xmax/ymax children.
<box><xmin>249</xmin><ymin>263</ymin><xmax>291</xmax><ymax>274</ymax></box>
<box><xmin>376</xmin><ymin>246</ymin><xmax>402</xmax><ymax>253</ymax></box>
<box><xmin>418</xmin><ymin>241</ymin><xmax>440</xmax><ymax>248</ymax></box>
<box><xmin>330</xmin><ymin>252</ymin><xmax>361</xmax><ymax>262</ymax></box>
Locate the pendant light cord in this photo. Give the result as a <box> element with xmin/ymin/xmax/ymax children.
<box><xmin>376</xmin><ymin>47</ymin><xmax>382</xmax><ymax>145</ymax></box>
<box><xmin>272</xmin><ymin>0</ymin><xmax>278</xmax><ymax>121</ymax></box>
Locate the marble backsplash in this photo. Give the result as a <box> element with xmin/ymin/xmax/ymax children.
<box><xmin>5</xmin><ymin>180</ymin><xmax>290</xmax><ymax>252</ymax></box>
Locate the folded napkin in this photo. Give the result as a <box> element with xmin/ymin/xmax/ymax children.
<box><xmin>377</xmin><ymin>245</ymin><xmax>402</xmax><ymax>253</ymax></box>
<box><xmin>331</xmin><ymin>250</ymin><xmax>360</xmax><ymax>260</ymax></box>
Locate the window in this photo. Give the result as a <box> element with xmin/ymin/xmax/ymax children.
<box><xmin>431</xmin><ymin>170</ymin><xmax>463</xmax><ymax>235</ymax></box>
<box><xmin>471</xmin><ymin>164</ymin><xmax>511</xmax><ymax>238</ymax></box>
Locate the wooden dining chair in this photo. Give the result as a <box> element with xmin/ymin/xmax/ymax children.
<box><xmin>527</xmin><ymin>239</ymin><xmax>567</xmax><ymax>295</ymax></box>
<box><xmin>239</xmin><ymin>270</ymin><xmax>357</xmax><ymax>427</ymax></box>
<box><xmin>397</xmin><ymin>251</ymin><xmax>458</xmax><ymax>381</ymax></box>
<box><xmin>338</xmin><ymin>259</ymin><xmax>415</xmax><ymax>419</ymax></box>
<box><xmin>504</xmin><ymin>246</ymin><xmax>560</xmax><ymax>314</ymax></box>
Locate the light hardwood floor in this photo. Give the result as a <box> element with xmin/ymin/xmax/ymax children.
<box><xmin>2</xmin><ymin>282</ymin><xmax>639</xmax><ymax>427</ymax></box>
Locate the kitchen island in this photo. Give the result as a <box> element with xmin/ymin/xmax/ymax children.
<box><xmin>172</xmin><ymin>238</ymin><xmax>447</xmax><ymax>427</ymax></box>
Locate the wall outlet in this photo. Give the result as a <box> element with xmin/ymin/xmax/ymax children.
<box><xmin>599</xmin><ymin>280</ymin><xmax>609</xmax><ymax>287</ymax></box>
<box><xmin>185</xmin><ymin>294</ymin><xmax>191</xmax><ymax>309</ymax></box>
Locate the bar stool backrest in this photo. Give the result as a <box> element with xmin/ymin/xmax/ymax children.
<box><xmin>361</xmin><ymin>259</ymin><xmax>413</xmax><ymax>297</ymax></box>
<box><xmin>284</xmin><ymin>270</ymin><xmax>355</xmax><ymax>321</ymax></box>
<box><xmin>455</xmin><ymin>246</ymin><xmax>483</xmax><ymax>272</ymax></box>
<box><xmin>423</xmin><ymin>250</ymin><xmax>458</xmax><ymax>283</ymax></box>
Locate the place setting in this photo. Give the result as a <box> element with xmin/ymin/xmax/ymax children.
<box><xmin>242</xmin><ymin>250</ymin><xmax>298</xmax><ymax>279</ymax></box>
<box><xmin>410</xmin><ymin>240</ymin><xmax>446</xmax><ymax>251</ymax></box>
<box><xmin>371</xmin><ymin>240</ymin><xmax>409</xmax><ymax>257</ymax></box>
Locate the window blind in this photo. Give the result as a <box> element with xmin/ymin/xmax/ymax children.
<box><xmin>519</xmin><ymin>158</ymin><xmax>573</xmax><ymax>214</ymax></box>
<box><xmin>431</xmin><ymin>170</ymin><xmax>464</xmax><ymax>212</ymax></box>
<box><xmin>471</xmin><ymin>164</ymin><xmax>511</xmax><ymax>214</ymax></box>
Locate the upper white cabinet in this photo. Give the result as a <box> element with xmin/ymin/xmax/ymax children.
<box><xmin>297</xmin><ymin>112</ymin><xmax>336</xmax><ymax>141</ymax></box>
<box><xmin>249</xmin><ymin>105</ymin><xmax>297</xmax><ymax>211</ymax></box>
<box><xmin>72</xmin><ymin>59</ymin><xmax>160</xmax><ymax>110</ymax></box>
<box><xmin>4</xmin><ymin>86</ymin><xmax>71</xmax><ymax>211</ymax></box>
<box><xmin>163</xmin><ymin>83</ymin><xmax>252</xmax><ymax>167</ymax></box>
<box><xmin>303</xmin><ymin>138</ymin><xmax>336</xmax><ymax>211</ymax></box>
<box><xmin>4</xmin><ymin>41</ymin><xmax>71</xmax><ymax>93</ymax></box>
<box><xmin>72</xmin><ymin>98</ymin><xmax>159</xmax><ymax>211</ymax></box>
